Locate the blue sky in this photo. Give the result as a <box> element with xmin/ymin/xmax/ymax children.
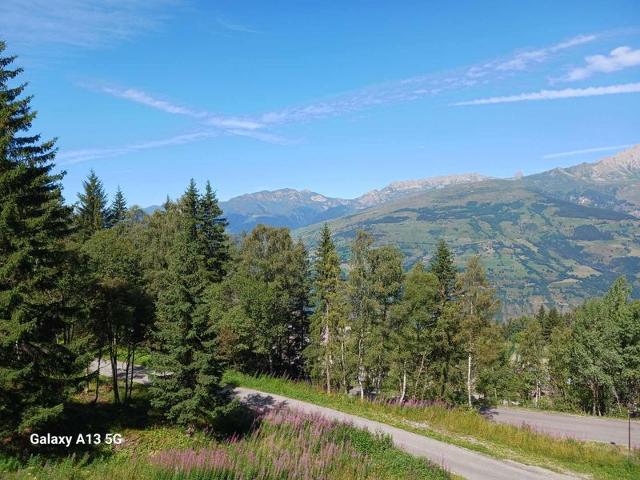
<box><xmin>1</xmin><ymin>0</ymin><xmax>639</xmax><ymax>206</ymax></box>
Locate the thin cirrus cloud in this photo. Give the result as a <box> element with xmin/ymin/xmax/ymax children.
<box><xmin>453</xmin><ymin>82</ymin><xmax>640</xmax><ymax>106</ymax></box>
<box><xmin>0</xmin><ymin>0</ymin><xmax>176</xmax><ymax>49</ymax></box>
<box><xmin>96</xmin><ymin>85</ymin><xmax>264</xmax><ymax>130</ymax></box>
<box><xmin>488</xmin><ymin>34</ymin><xmax>598</xmax><ymax>72</ymax></box>
<box><xmin>58</xmin><ymin>128</ymin><xmax>292</xmax><ymax>165</ymax></box>
<box><xmin>559</xmin><ymin>46</ymin><xmax>640</xmax><ymax>82</ymax></box>
<box><xmin>214</xmin><ymin>16</ymin><xmax>260</xmax><ymax>34</ymax></box>
<box><xmin>542</xmin><ymin>144</ymin><xmax>635</xmax><ymax>159</ymax></box>
<box><xmin>67</xmin><ymin>33</ymin><xmax>613</xmax><ymax>163</ymax></box>
<box><xmin>57</xmin><ymin>131</ymin><xmax>220</xmax><ymax>165</ymax></box>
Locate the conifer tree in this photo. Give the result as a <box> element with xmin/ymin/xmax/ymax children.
<box><xmin>306</xmin><ymin>224</ymin><xmax>343</xmax><ymax>393</ymax></box>
<box><xmin>429</xmin><ymin>240</ymin><xmax>457</xmax><ymax>303</ymax></box>
<box><xmin>76</xmin><ymin>170</ymin><xmax>108</xmax><ymax>236</ymax></box>
<box><xmin>0</xmin><ymin>42</ymin><xmax>76</xmax><ymax>438</ymax></box>
<box><xmin>199</xmin><ymin>180</ymin><xmax>229</xmax><ymax>281</ymax></box>
<box><xmin>149</xmin><ymin>183</ymin><xmax>225</xmax><ymax>428</ymax></box>
<box><xmin>181</xmin><ymin>179</ymin><xmax>200</xmax><ymax>234</ymax></box>
<box><xmin>108</xmin><ymin>186</ymin><xmax>127</xmax><ymax>227</ymax></box>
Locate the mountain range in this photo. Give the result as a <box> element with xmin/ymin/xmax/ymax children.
<box><xmin>145</xmin><ymin>145</ymin><xmax>640</xmax><ymax>317</ymax></box>
<box><xmin>219</xmin><ymin>173</ymin><xmax>490</xmax><ymax>233</ymax></box>
<box><xmin>294</xmin><ymin>145</ymin><xmax>640</xmax><ymax>317</ymax></box>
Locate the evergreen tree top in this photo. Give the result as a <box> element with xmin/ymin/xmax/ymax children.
<box><xmin>1</xmin><ymin>42</ymin><xmax>57</xmax><ymax>169</ymax></box>
<box><xmin>109</xmin><ymin>186</ymin><xmax>128</xmax><ymax>227</ymax></box>
<box><xmin>429</xmin><ymin>239</ymin><xmax>457</xmax><ymax>302</ymax></box>
<box><xmin>76</xmin><ymin>169</ymin><xmax>108</xmax><ymax>235</ymax></box>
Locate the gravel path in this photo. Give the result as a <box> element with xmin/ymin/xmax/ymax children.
<box><xmin>484</xmin><ymin>406</ymin><xmax>639</xmax><ymax>448</ymax></box>
<box><xmin>235</xmin><ymin>387</ymin><xmax>579</xmax><ymax>480</ymax></box>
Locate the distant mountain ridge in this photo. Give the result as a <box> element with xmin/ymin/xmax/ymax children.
<box><xmin>140</xmin><ymin>145</ymin><xmax>640</xmax><ymax>316</ymax></box>
<box><xmin>219</xmin><ymin>173</ymin><xmax>490</xmax><ymax>233</ymax></box>
<box><xmin>143</xmin><ymin>146</ymin><xmax>640</xmax><ymax>232</ymax></box>
<box><xmin>292</xmin><ymin>145</ymin><xmax>640</xmax><ymax>317</ymax></box>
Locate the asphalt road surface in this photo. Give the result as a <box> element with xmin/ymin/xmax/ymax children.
<box><xmin>235</xmin><ymin>387</ymin><xmax>578</xmax><ymax>480</ymax></box>
<box><xmin>89</xmin><ymin>359</ymin><xmax>151</xmax><ymax>385</ymax></box>
<box><xmin>484</xmin><ymin>406</ymin><xmax>639</xmax><ymax>448</ymax></box>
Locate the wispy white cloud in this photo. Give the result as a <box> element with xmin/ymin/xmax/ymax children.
<box><xmin>0</xmin><ymin>0</ymin><xmax>176</xmax><ymax>49</ymax></box>
<box><xmin>68</xmin><ymin>33</ymin><xmax>609</xmax><ymax>162</ymax></box>
<box><xmin>99</xmin><ymin>86</ymin><xmax>205</xmax><ymax>117</ymax></box>
<box><xmin>559</xmin><ymin>46</ymin><xmax>640</xmax><ymax>81</ymax></box>
<box><xmin>88</xmin><ymin>34</ymin><xmax>602</xmax><ymax>125</ymax></box>
<box><xmin>254</xmin><ymin>34</ymin><xmax>600</xmax><ymax>124</ymax></box>
<box><xmin>226</xmin><ymin>129</ymin><xmax>294</xmax><ymax>145</ymax></box>
<box><xmin>453</xmin><ymin>82</ymin><xmax>640</xmax><ymax>106</ymax></box>
<box><xmin>92</xmin><ymin>84</ymin><xmax>265</xmax><ymax>130</ymax></box>
<box><xmin>542</xmin><ymin>144</ymin><xmax>634</xmax><ymax>159</ymax></box>
<box><xmin>58</xmin><ymin>131</ymin><xmax>219</xmax><ymax>165</ymax></box>
<box><xmin>492</xmin><ymin>34</ymin><xmax>598</xmax><ymax>72</ymax></box>
<box><xmin>215</xmin><ymin>16</ymin><xmax>260</xmax><ymax>34</ymax></box>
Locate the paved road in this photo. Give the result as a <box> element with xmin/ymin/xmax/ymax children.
<box><xmin>89</xmin><ymin>359</ymin><xmax>151</xmax><ymax>385</ymax></box>
<box><xmin>484</xmin><ymin>406</ymin><xmax>640</xmax><ymax>448</ymax></box>
<box><xmin>235</xmin><ymin>387</ymin><xmax>578</xmax><ymax>480</ymax></box>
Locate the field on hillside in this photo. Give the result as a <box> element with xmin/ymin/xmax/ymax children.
<box><xmin>296</xmin><ymin>179</ymin><xmax>640</xmax><ymax>317</ymax></box>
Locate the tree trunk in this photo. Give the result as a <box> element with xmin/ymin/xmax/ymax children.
<box><xmin>340</xmin><ymin>333</ymin><xmax>347</xmax><ymax>394</ymax></box>
<box><xmin>109</xmin><ymin>337</ymin><xmax>120</xmax><ymax>405</ymax></box>
<box><xmin>400</xmin><ymin>367</ymin><xmax>407</xmax><ymax>403</ymax></box>
<box><xmin>414</xmin><ymin>350</ymin><xmax>427</xmax><ymax>395</ymax></box>
<box><xmin>124</xmin><ymin>347</ymin><xmax>131</xmax><ymax>402</ymax></box>
<box><xmin>467</xmin><ymin>353</ymin><xmax>472</xmax><ymax>407</ymax></box>
<box><xmin>94</xmin><ymin>347</ymin><xmax>103</xmax><ymax>403</ymax></box>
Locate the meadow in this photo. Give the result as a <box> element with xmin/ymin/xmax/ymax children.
<box><xmin>225</xmin><ymin>371</ymin><xmax>640</xmax><ymax>480</ymax></box>
<box><xmin>0</xmin><ymin>381</ymin><xmax>449</xmax><ymax>480</ymax></box>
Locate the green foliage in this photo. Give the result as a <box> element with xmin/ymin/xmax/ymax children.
<box><xmin>0</xmin><ymin>41</ymin><xmax>78</xmax><ymax>440</ymax></box>
<box><xmin>149</xmin><ymin>184</ymin><xmax>226</xmax><ymax>428</ymax></box>
<box><xmin>295</xmin><ymin>179</ymin><xmax>640</xmax><ymax>318</ymax></box>
<box><xmin>76</xmin><ymin>170</ymin><xmax>109</xmax><ymax>237</ymax></box>
<box><xmin>108</xmin><ymin>186</ymin><xmax>127</xmax><ymax>227</ymax></box>
<box><xmin>210</xmin><ymin>224</ymin><xmax>309</xmax><ymax>376</ymax></box>
<box><xmin>83</xmin><ymin>227</ymin><xmax>152</xmax><ymax>404</ymax></box>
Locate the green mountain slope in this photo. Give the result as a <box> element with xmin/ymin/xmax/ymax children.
<box><xmin>295</xmin><ymin>155</ymin><xmax>640</xmax><ymax>317</ymax></box>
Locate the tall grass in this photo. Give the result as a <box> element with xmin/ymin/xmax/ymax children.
<box><xmin>1</xmin><ymin>398</ymin><xmax>448</xmax><ymax>479</ymax></box>
<box><xmin>151</xmin><ymin>406</ymin><xmax>449</xmax><ymax>480</ymax></box>
<box><xmin>225</xmin><ymin>370</ymin><xmax>640</xmax><ymax>480</ymax></box>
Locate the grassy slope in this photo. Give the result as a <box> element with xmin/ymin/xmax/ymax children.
<box><xmin>225</xmin><ymin>371</ymin><xmax>640</xmax><ymax>480</ymax></box>
<box><xmin>294</xmin><ymin>179</ymin><xmax>640</xmax><ymax>317</ymax></box>
<box><xmin>1</xmin><ymin>380</ymin><xmax>449</xmax><ymax>480</ymax></box>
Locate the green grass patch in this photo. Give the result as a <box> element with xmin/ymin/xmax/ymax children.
<box><xmin>1</xmin><ymin>380</ymin><xmax>449</xmax><ymax>479</ymax></box>
<box><xmin>225</xmin><ymin>370</ymin><xmax>640</xmax><ymax>480</ymax></box>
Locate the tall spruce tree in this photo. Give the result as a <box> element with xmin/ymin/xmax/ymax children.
<box><xmin>149</xmin><ymin>183</ymin><xmax>225</xmax><ymax>428</ymax></box>
<box><xmin>199</xmin><ymin>180</ymin><xmax>229</xmax><ymax>281</ymax></box>
<box><xmin>429</xmin><ymin>240</ymin><xmax>457</xmax><ymax>303</ymax></box>
<box><xmin>0</xmin><ymin>42</ymin><xmax>76</xmax><ymax>439</ymax></box>
<box><xmin>108</xmin><ymin>186</ymin><xmax>127</xmax><ymax>227</ymax></box>
<box><xmin>428</xmin><ymin>240</ymin><xmax>461</xmax><ymax>400</ymax></box>
<box><xmin>306</xmin><ymin>224</ymin><xmax>344</xmax><ymax>393</ymax></box>
<box><xmin>76</xmin><ymin>170</ymin><xmax>108</xmax><ymax>237</ymax></box>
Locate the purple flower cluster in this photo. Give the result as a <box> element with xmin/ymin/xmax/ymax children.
<box><xmin>151</xmin><ymin>406</ymin><xmax>371</xmax><ymax>479</ymax></box>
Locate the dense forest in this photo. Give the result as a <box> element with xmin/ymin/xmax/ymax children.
<box><xmin>2</xmin><ymin>41</ymin><xmax>640</xmax><ymax>448</ymax></box>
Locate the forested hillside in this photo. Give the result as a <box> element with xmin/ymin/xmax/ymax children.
<box><xmin>296</xmin><ymin>148</ymin><xmax>640</xmax><ymax>317</ymax></box>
